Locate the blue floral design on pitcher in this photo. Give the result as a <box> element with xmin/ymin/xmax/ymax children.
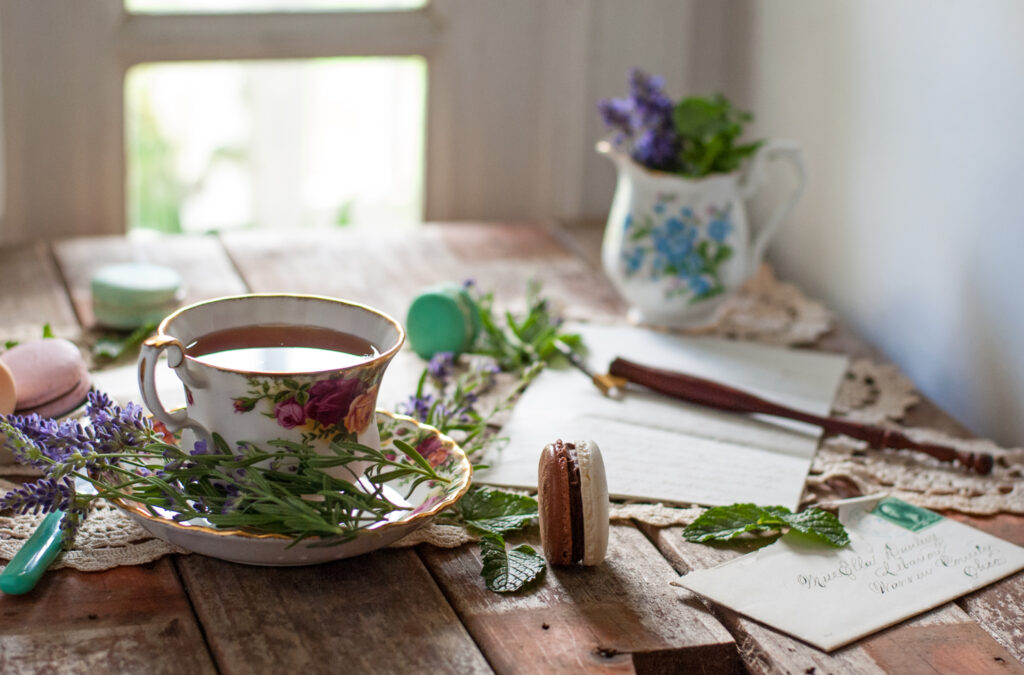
<box><xmin>619</xmin><ymin>199</ymin><xmax>734</xmax><ymax>302</ymax></box>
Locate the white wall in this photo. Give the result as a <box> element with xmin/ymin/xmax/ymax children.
<box><xmin>717</xmin><ymin>1</ymin><xmax>1024</xmax><ymax>445</ymax></box>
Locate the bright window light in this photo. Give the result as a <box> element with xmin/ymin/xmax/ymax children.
<box><xmin>125</xmin><ymin>57</ymin><xmax>426</xmax><ymax>233</ymax></box>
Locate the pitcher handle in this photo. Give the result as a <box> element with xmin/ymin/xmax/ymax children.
<box><xmin>739</xmin><ymin>140</ymin><xmax>806</xmax><ymax>268</ymax></box>
<box><xmin>138</xmin><ymin>335</ymin><xmax>209</xmax><ymax>438</ymax></box>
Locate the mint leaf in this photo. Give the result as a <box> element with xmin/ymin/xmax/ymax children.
<box><xmin>780</xmin><ymin>508</ymin><xmax>849</xmax><ymax>547</ymax></box>
<box><xmin>683</xmin><ymin>503</ymin><xmax>788</xmax><ymax>542</ymax></box>
<box><xmin>42</xmin><ymin>323</ymin><xmax>55</xmax><ymax>338</ymax></box>
<box><xmin>479</xmin><ymin>533</ymin><xmax>545</xmax><ymax>593</ymax></box>
<box><xmin>3</xmin><ymin>340</ymin><xmax>17</xmax><ymax>350</ymax></box>
<box><xmin>683</xmin><ymin>503</ymin><xmax>848</xmax><ymax>548</ymax></box>
<box><xmin>453</xmin><ymin>487</ymin><xmax>538</xmax><ymax>535</ymax></box>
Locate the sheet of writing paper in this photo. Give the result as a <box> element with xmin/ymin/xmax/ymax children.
<box><xmin>678</xmin><ymin>496</ymin><xmax>1024</xmax><ymax>651</ymax></box>
<box><xmin>477</xmin><ymin>324</ymin><xmax>849</xmax><ymax>509</ymax></box>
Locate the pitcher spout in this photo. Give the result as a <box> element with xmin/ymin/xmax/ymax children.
<box><xmin>596</xmin><ymin>139</ymin><xmax>631</xmax><ymax>169</ymax></box>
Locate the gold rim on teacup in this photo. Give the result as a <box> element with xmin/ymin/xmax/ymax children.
<box><xmin>148</xmin><ymin>293</ymin><xmax>405</xmax><ymax>376</ymax></box>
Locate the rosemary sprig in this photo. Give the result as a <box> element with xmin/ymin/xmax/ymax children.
<box><xmin>0</xmin><ymin>393</ymin><xmax>448</xmax><ymax>546</ymax></box>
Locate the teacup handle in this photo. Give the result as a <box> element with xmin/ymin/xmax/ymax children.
<box><xmin>138</xmin><ymin>335</ymin><xmax>209</xmax><ymax>437</ymax></box>
<box><xmin>739</xmin><ymin>140</ymin><xmax>806</xmax><ymax>268</ymax></box>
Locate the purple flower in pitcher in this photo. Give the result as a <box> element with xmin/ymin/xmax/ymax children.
<box><xmin>274</xmin><ymin>398</ymin><xmax>306</xmax><ymax>429</ymax></box>
<box><xmin>304</xmin><ymin>377</ymin><xmax>362</xmax><ymax>428</ymax></box>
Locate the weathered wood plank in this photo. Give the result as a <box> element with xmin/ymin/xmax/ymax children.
<box><xmin>0</xmin><ymin>241</ymin><xmax>79</xmax><ymax>332</ymax></box>
<box><xmin>0</xmin><ymin>558</ymin><xmax>216</xmax><ymax>674</ymax></box>
<box><xmin>219</xmin><ymin>223</ymin><xmax>624</xmax><ymax>323</ymax></box>
<box><xmin>52</xmin><ymin>234</ymin><xmax>248</xmax><ymax>329</ymax></box>
<box><xmin>419</xmin><ymin>524</ymin><xmax>737</xmax><ymax>674</ymax></box>
<box><xmin>639</xmin><ymin>523</ymin><xmax>1024</xmax><ymax>674</ymax></box>
<box><xmin>214</xmin><ymin>227</ymin><xmax>494</xmax><ymax>673</ymax></box>
<box><xmin>176</xmin><ymin>549</ymin><xmax>492</xmax><ymax>674</ymax></box>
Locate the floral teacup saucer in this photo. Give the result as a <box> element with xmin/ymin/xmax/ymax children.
<box><xmin>114</xmin><ymin>410</ymin><xmax>472</xmax><ymax>566</ymax></box>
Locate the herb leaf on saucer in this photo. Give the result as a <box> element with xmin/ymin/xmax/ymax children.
<box><xmin>683</xmin><ymin>503</ymin><xmax>849</xmax><ymax>547</ymax></box>
<box><xmin>479</xmin><ymin>533</ymin><xmax>546</xmax><ymax>593</ymax></box>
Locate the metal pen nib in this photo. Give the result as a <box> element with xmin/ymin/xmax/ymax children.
<box><xmin>552</xmin><ymin>339</ymin><xmax>627</xmax><ymax>399</ymax></box>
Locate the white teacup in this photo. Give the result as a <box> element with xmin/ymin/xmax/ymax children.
<box><xmin>138</xmin><ymin>294</ymin><xmax>404</xmax><ymax>478</ymax></box>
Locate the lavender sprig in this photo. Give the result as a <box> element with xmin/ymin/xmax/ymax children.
<box><xmin>0</xmin><ymin>391</ymin><xmax>448</xmax><ymax>547</ymax></box>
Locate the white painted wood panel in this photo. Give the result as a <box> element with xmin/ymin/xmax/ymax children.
<box><xmin>0</xmin><ymin>0</ymin><xmax>704</xmax><ymax>242</ymax></box>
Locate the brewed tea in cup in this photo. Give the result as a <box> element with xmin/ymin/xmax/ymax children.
<box><xmin>138</xmin><ymin>294</ymin><xmax>404</xmax><ymax>477</ymax></box>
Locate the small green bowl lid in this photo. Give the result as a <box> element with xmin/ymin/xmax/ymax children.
<box><xmin>406</xmin><ymin>283</ymin><xmax>480</xmax><ymax>360</ymax></box>
<box><xmin>91</xmin><ymin>263</ymin><xmax>182</xmax><ymax>309</ymax></box>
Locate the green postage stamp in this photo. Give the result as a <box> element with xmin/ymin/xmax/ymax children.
<box><xmin>871</xmin><ymin>497</ymin><xmax>943</xmax><ymax>532</ymax></box>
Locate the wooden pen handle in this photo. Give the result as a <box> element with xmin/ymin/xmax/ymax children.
<box><xmin>609</xmin><ymin>357</ymin><xmax>994</xmax><ymax>475</ymax></box>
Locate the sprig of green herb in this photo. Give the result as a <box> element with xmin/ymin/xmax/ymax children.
<box><xmin>402</xmin><ymin>281</ymin><xmax>584</xmax><ymax>592</ymax></box>
<box><xmin>441</xmin><ymin>486</ymin><xmax>541</xmax><ymax>591</ymax></box>
<box><xmin>469</xmin><ymin>280</ymin><xmax>582</xmax><ymax>372</ymax></box>
<box><xmin>3</xmin><ymin>323</ymin><xmax>56</xmax><ymax>351</ymax></box>
<box><xmin>447</xmin><ymin>486</ymin><xmax>538</xmax><ymax>535</ymax></box>
<box><xmin>92</xmin><ymin>321</ymin><xmax>158</xmax><ymax>361</ymax></box>
<box><xmin>673</xmin><ymin>95</ymin><xmax>761</xmax><ymax>177</ymax></box>
<box><xmin>683</xmin><ymin>503</ymin><xmax>849</xmax><ymax>548</ymax></box>
<box><xmin>0</xmin><ymin>393</ymin><xmax>448</xmax><ymax>546</ymax></box>
<box><xmin>479</xmin><ymin>533</ymin><xmax>546</xmax><ymax>593</ymax></box>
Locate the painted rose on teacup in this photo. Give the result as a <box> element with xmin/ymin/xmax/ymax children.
<box><xmin>139</xmin><ymin>294</ymin><xmax>404</xmax><ymax>480</ymax></box>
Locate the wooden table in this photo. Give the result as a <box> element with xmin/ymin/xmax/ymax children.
<box><xmin>1</xmin><ymin>222</ymin><xmax>1022</xmax><ymax>674</ymax></box>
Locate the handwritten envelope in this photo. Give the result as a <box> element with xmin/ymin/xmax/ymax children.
<box><xmin>677</xmin><ymin>495</ymin><xmax>1024</xmax><ymax>652</ymax></box>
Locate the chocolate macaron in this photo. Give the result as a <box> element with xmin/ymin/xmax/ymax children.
<box><xmin>538</xmin><ymin>439</ymin><xmax>609</xmax><ymax>566</ymax></box>
<box><xmin>1</xmin><ymin>338</ymin><xmax>91</xmax><ymax>418</ymax></box>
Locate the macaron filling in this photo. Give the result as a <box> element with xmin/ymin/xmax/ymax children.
<box><xmin>561</xmin><ymin>441</ymin><xmax>586</xmax><ymax>565</ymax></box>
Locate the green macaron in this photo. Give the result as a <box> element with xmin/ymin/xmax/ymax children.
<box><xmin>91</xmin><ymin>263</ymin><xmax>183</xmax><ymax>330</ymax></box>
<box><xmin>405</xmin><ymin>283</ymin><xmax>481</xmax><ymax>360</ymax></box>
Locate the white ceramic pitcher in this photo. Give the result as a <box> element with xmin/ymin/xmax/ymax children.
<box><xmin>598</xmin><ymin>139</ymin><xmax>806</xmax><ymax>328</ymax></box>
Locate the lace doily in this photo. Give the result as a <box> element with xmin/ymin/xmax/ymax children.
<box><xmin>0</xmin><ymin>489</ymin><xmax>188</xmax><ymax>572</ymax></box>
<box><xmin>831</xmin><ymin>358</ymin><xmax>920</xmax><ymax>424</ymax></box>
<box><xmin>804</xmin><ymin>429</ymin><xmax>1024</xmax><ymax>515</ymax></box>
<box><xmin>688</xmin><ymin>265</ymin><xmax>835</xmax><ymax>346</ymax></box>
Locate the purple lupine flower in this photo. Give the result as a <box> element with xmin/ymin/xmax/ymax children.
<box><xmin>190</xmin><ymin>439</ymin><xmax>212</xmax><ymax>456</ymax></box>
<box><xmin>399</xmin><ymin>392</ymin><xmax>435</xmax><ymax>422</ymax></box>
<box><xmin>0</xmin><ymin>476</ymin><xmax>76</xmax><ymax>515</ymax></box>
<box><xmin>597</xmin><ymin>97</ymin><xmax>634</xmax><ymax>139</ymax></box>
<box><xmin>598</xmin><ymin>68</ymin><xmax>681</xmax><ymax>173</ymax></box>
<box><xmin>220</xmin><ymin>483</ymin><xmax>243</xmax><ymax>514</ymax></box>
<box><xmin>0</xmin><ymin>413</ymin><xmax>100</xmax><ymax>471</ymax></box>
<box><xmin>427</xmin><ymin>352</ymin><xmax>455</xmax><ymax>385</ymax></box>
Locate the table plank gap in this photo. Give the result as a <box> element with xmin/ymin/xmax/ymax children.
<box><xmin>418</xmin><ymin>524</ymin><xmax>738</xmax><ymax>674</ymax></box>
<box><xmin>0</xmin><ymin>240</ymin><xmax>79</xmax><ymax>334</ymax></box>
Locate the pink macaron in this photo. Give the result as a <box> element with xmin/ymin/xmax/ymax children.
<box><xmin>1</xmin><ymin>338</ymin><xmax>91</xmax><ymax>418</ymax></box>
